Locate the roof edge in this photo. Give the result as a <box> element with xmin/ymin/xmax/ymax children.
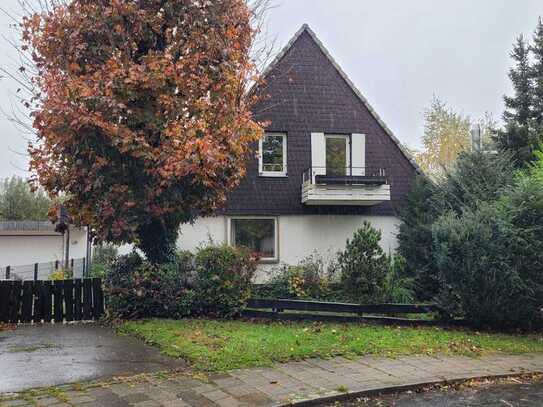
<box><xmin>259</xmin><ymin>24</ymin><xmax>423</xmax><ymax>175</ymax></box>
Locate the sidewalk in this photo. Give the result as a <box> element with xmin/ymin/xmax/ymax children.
<box><xmin>1</xmin><ymin>353</ymin><xmax>543</xmax><ymax>406</ymax></box>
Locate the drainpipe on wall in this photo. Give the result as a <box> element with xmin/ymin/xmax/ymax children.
<box><xmin>65</xmin><ymin>226</ymin><xmax>70</xmax><ymax>270</ymax></box>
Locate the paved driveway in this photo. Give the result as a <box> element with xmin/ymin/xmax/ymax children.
<box><xmin>0</xmin><ymin>324</ymin><xmax>184</xmax><ymax>393</ymax></box>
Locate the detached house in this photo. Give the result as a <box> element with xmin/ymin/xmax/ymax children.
<box><xmin>179</xmin><ymin>25</ymin><xmax>419</xmax><ymax>270</ymax></box>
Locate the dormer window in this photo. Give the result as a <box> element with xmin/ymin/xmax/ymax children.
<box><xmin>259</xmin><ymin>132</ymin><xmax>287</xmax><ymax>177</ymax></box>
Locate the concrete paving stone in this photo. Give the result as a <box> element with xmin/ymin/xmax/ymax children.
<box><xmin>202</xmin><ymin>389</ymin><xmax>231</xmax><ymax>402</ymax></box>
<box><xmin>71</xmin><ymin>402</ymin><xmax>107</xmax><ymax>407</ymax></box>
<box><xmin>211</xmin><ymin>377</ymin><xmax>245</xmax><ymax>388</ymax></box>
<box><xmin>236</xmin><ymin>391</ymin><xmax>275</xmax><ymax>406</ymax></box>
<box><xmin>34</xmin><ymin>397</ymin><xmax>60</xmax><ymax>406</ymax></box>
<box><xmin>89</xmin><ymin>391</ymin><xmax>131</xmax><ymax>407</ymax></box>
<box><xmin>147</xmin><ymin>389</ymin><xmax>180</xmax><ymax>403</ymax></box>
<box><xmin>192</xmin><ymin>384</ymin><xmax>218</xmax><ymax>394</ymax></box>
<box><xmin>160</xmin><ymin>400</ymin><xmax>190</xmax><ymax>407</ymax></box>
<box><xmin>108</xmin><ymin>383</ymin><xmax>142</xmax><ymax>397</ymax></box>
<box><xmin>133</xmin><ymin>401</ymin><xmax>162</xmax><ymax>407</ymax></box>
<box><xmin>207</xmin><ymin>373</ymin><xmax>232</xmax><ymax>382</ymax></box>
<box><xmin>1</xmin><ymin>400</ymin><xmax>30</xmax><ymax>407</ymax></box>
<box><xmin>223</xmin><ymin>385</ymin><xmax>260</xmax><ymax>398</ymax></box>
<box><xmin>214</xmin><ymin>396</ymin><xmax>246</xmax><ymax>407</ymax></box>
<box><xmin>176</xmin><ymin>391</ymin><xmax>217</xmax><ymax>407</ymax></box>
<box><xmin>64</xmin><ymin>395</ymin><xmax>95</xmax><ymax>404</ymax></box>
<box><xmin>237</xmin><ymin>377</ymin><xmax>271</xmax><ymax>389</ymax></box>
<box><xmin>122</xmin><ymin>393</ymin><xmax>151</xmax><ymax>403</ymax></box>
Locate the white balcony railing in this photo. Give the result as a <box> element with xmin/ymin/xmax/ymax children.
<box><xmin>301</xmin><ymin>166</ymin><xmax>391</xmax><ymax>206</ymax></box>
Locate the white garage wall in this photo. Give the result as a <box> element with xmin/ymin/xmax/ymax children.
<box><xmin>0</xmin><ymin>228</ymin><xmax>88</xmax><ymax>268</ymax></box>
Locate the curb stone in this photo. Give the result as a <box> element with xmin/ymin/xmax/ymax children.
<box><xmin>281</xmin><ymin>372</ymin><xmax>543</xmax><ymax>406</ymax></box>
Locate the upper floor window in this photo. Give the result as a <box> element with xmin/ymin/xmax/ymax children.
<box><xmin>259</xmin><ymin>133</ymin><xmax>287</xmax><ymax>177</ymax></box>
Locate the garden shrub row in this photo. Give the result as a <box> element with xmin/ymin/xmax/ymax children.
<box><xmin>104</xmin><ymin>245</ymin><xmax>257</xmax><ymax>319</ymax></box>
<box><xmin>101</xmin><ymin>221</ymin><xmax>415</xmax><ymax>320</ymax></box>
<box><xmin>399</xmin><ymin>151</ymin><xmax>543</xmax><ymax>330</ymax></box>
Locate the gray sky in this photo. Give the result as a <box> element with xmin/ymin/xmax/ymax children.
<box><xmin>0</xmin><ymin>0</ymin><xmax>542</xmax><ymax>178</ymax></box>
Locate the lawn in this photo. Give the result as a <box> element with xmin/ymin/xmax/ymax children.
<box><xmin>119</xmin><ymin>319</ymin><xmax>543</xmax><ymax>372</ymax></box>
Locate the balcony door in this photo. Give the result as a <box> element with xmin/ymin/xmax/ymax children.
<box><xmin>325</xmin><ymin>135</ymin><xmax>350</xmax><ymax>176</ymax></box>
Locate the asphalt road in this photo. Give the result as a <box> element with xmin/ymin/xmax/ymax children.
<box><xmin>328</xmin><ymin>381</ymin><xmax>543</xmax><ymax>406</ymax></box>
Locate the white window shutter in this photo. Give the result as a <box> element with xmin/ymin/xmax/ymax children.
<box><xmin>351</xmin><ymin>133</ymin><xmax>366</xmax><ymax>176</ymax></box>
<box><xmin>311</xmin><ymin>133</ymin><xmax>326</xmax><ymax>179</ymax></box>
<box><xmin>258</xmin><ymin>137</ymin><xmax>263</xmax><ymax>174</ymax></box>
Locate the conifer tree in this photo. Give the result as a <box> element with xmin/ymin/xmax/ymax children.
<box><xmin>496</xmin><ymin>35</ymin><xmax>539</xmax><ymax>166</ymax></box>
<box><xmin>531</xmin><ymin>18</ymin><xmax>543</xmax><ymax>126</ymax></box>
<box><xmin>504</xmin><ymin>35</ymin><xmax>532</xmax><ymax>125</ymax></box>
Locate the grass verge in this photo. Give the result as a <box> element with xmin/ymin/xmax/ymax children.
<box><xmin>119</xmin><ymin>319</ymin><xmax>543</xmax><ymax>372</ymax></box>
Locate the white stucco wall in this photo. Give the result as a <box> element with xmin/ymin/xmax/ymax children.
<box><xmin>177</xmin><ymin>215</ymin><xmax>401</xmax><ymax>280</ymax></box>
<box><xmin>0</xmin><ymin>228</ymin><xmax>88</xmax><ymax>269</ymax></box>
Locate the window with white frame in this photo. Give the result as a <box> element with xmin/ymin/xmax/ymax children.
<box><xmin>259</xmin><ymin>133</ymin><xmax>287</xmax><ymax>176</ymax></box>
<box><xmin>229</xmin><ymin>217</ymin><xmax>277</xmax><ymax>261</ymax></box>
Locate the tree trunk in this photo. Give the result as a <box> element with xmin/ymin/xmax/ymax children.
<box><xmin>136</xmin><ymin>217</ymin><xmax>180</xmax><ymax>264</ymax></box>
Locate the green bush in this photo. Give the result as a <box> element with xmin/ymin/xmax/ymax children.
<box><xmin>90</xmin><ymin>244</ymin><xmax>118</xmax><ymax>278</ymax></box>
<box><xmin>399</xmin><ymin>152</ymin><xmax>517</xmax><ymax>301</ymax></box>
<box><xmin>397</xmin><ymin>176</ymin><xmax>439</xmax><ymax>300</ymax></box>
<box><xmin>102</xmin><ymin>244</ymin><xmax>258</xmax><ymax>320</ymax></box>
<box><xmin>433</xmin><ymin>202</ymin><xmax>542</xmax><ymax>330</ymax></box>
<box><xmin>263</xmin><ymin>253</ymin><xmax>336</xmax><ymax>299</ymax></box>
<box><xmin>104</xmin><ymin>252</ymin><xmax>191</xmax><ymax>319</ymax></box>
<box><xmin>338</xmin><ymin>222</ymin><xmax>388</xmax><ymax>302</ymax></box>
<box><xmin>192</xmin><ymin>244</ymin><xmax>257</xmax><ymax>317</ymax></box>
<box><xmin>381</xmin><ymin>254</ymin><xmax>415</xmax><ymax>304</ymax></box>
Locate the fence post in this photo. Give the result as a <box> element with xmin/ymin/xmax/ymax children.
<box><xmin>34</xmin><ymin>263</ymin><xmax>38</xmax><ymax>281</ymax></box>
<box><xmin>70</xmin><ymin>258</ymin><xmax>74</xmax><ymax>271</ymax></box>
<box><xmin>55</xmin><ymin>260</ymin><xmax>59</xmax><ymax>270</ymax></box>
<box><xmin>82</xmin><ymin>257</ymin><xmax>86</xmax><ymax>278</ymax></box>
<box><xmin>5</xmin><ymin>266</ymin><xmax>10</xmax><ymax>280</ymax></box>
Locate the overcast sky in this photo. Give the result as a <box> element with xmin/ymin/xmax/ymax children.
<box><xmin>0</xmin><ymin>0</ymin><xmax>542</xmax><ymax>179</ymax></box>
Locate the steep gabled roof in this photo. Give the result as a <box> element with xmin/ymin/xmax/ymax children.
<box><xmin>260</xmin><ymin>24</ymin><xmax>422</xmax><ymax>174</ymax></box>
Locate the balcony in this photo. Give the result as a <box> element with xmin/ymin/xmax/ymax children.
<box><xmin>301</xmin><ymin>166</ymin><xmax>390</xmax><ymax>206</ymax></box>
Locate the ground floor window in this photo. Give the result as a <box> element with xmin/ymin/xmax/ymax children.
<box><xmin>228</xmin><ymin>217</ymin><xmax>277</xmax><ymax>261</ymax></box>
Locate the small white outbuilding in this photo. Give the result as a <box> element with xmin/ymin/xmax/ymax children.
<box><xmin>0</xmin><ymin>221</ymin><xmax>90</xmax><ymax>279</ymax></box>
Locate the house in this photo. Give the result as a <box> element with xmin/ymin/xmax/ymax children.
<box><xmin>0</xmin><ymin>216</ymin><xmax>91</xmax><ymax>279</ymax></box>
<box><xmin>178</xmin><ymin>25</ymin><xmax>420</xmax><ymax>272</ymax></box>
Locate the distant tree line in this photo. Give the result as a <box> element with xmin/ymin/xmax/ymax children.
<box><xmin>0</xmin><ymin>176</ymin><xmax>51</xmax><ymax>221</ymax></box>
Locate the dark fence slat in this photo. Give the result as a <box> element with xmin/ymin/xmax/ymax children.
<box><xmin>246</xmin><ymin>298</ymin><xmax>438</xmax><ymax>315</ymax></box>
<box><xmin>358</xmin><ymin>303</ymin><xmax>438</xmax><ymax>314</ymax></box>
<box><xmin>242</xmin><ymin>310</ymin><xmax>444</xmax><ymax>326</ymax></box>
<box><xmin>91</xmin><ymin>278</ymin><xmax>104</xmax><ymax>319</ymax></box>
<box><xmin>32</xmin><ymin>280</ymin><xmax>43</xmax><ymax>323</ymax></box>
<box><xmin>21</xmin><ymin>281</ymin><xmax>33</xmax><ymax>322</ymax></box>
<box><xmin>247</xmin><ymin>298</ymin><xmax>359</xmax><ymax>313</ymax></box>
<box><xmin>42</xmin><ymin>281</ymin><xmax>53</xmax><ymax>322</ymax></box>
<box><xmin>1</xmin><ymin>278</ymin><xmax>103</xmax><ymax>324</ymax></box>
<box><xmin>73</xmin><ymin>279</ymin><xmax>82</xmax><ymax>321</ymax></box>
<box><xmin>0</xmin><ymin>281</ymin><xmax>12</xmax><ymax>322</ymax></box>
<box><xmin>8</xmin><ymin>281</ymin><xmax>22</xmax><ymax>323</ymax></box>
<box><xmin>63</xmin><ymin>279</ymin><xmax>74</xmax><ymax>322</ymax></box>
<box><xmin>53</xmin><ymin>280</ymin><xmax>64</xmax><ymax>322</ymax></box>
<box><xmin>82</xmin><ymin>279</ymin><xmax>92</xmax><ymax>320</ymax></box>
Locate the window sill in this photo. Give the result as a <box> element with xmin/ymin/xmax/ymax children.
<box><xmin>258</xmin><ymin>258</ymin><xmax>280</xmax><ymax>264</ymax></box>
<box><xmin>259</xmin><ymin>173</ymin><xmax>288</xmax><ymax>178</ymax></box>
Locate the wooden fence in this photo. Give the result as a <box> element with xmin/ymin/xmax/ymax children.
<box><xmin>243</xmin><ymin>298</ymin><xmax>442</xmax><ymax>325</ymax></box>
<box><xmin>0</xmin><ymin>278</ymin><xmax>103</xmax><ymax>323</ymax></box>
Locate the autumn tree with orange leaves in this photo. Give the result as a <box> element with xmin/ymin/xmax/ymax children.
<box><xmin>19</xmin><ymin>0</ymin><xmax>264</xmax><ymax>263</ymax></box>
